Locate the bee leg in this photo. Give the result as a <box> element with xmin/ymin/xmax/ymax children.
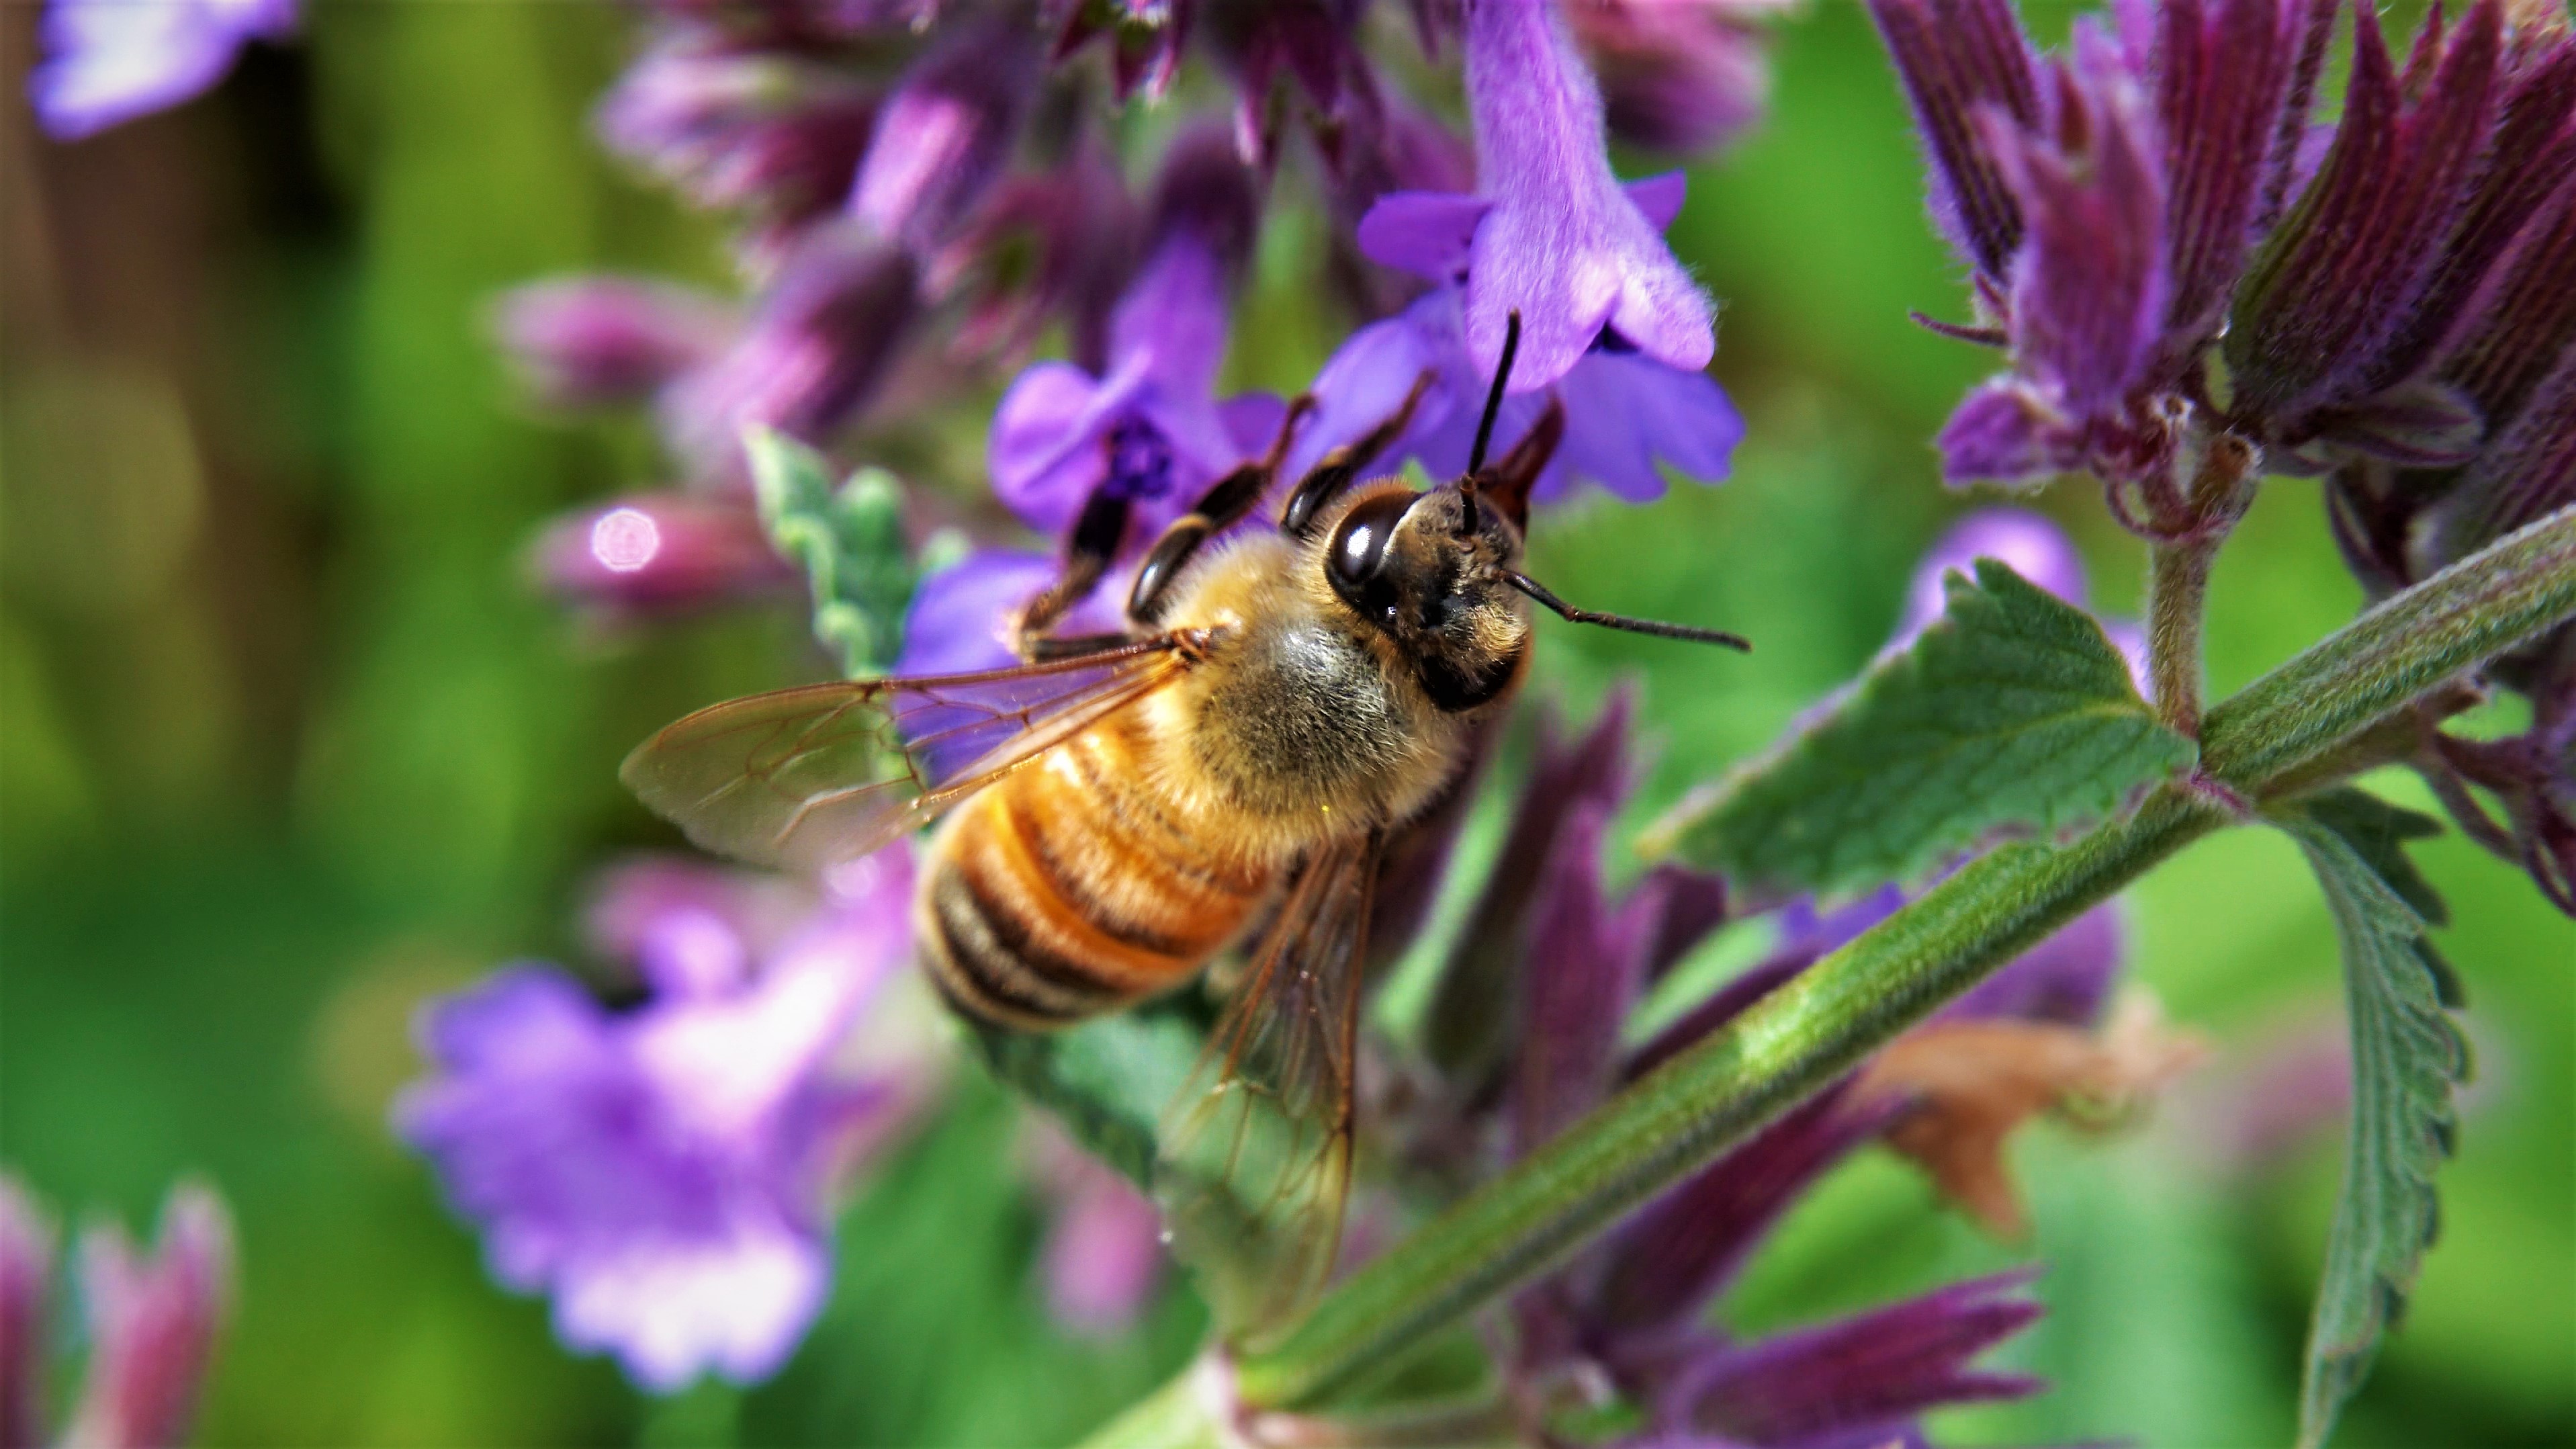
<box><xmin>1278</xmin><ymin>369</ymin><xmax>1436</xmax><ymax>539</ymax></box>
<box><xmin>1125</xmin><ymin>394</ymin><xmax>1320</xmax><ymax>624</ymax></box>
<box><xmin>1011</xmin><ymin>488</ymin><xmax>1130</xmax><ymax>659</ymax></box>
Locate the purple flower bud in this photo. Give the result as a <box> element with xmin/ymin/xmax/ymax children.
<box><xmin>595</xmin><ymin>37</ymin><xmax>877</xmax><ymax>231</ymax></box>
<box><xmin>529</xmin><ymin>494</ymin><xmax>795</xmax><ymax>617</ymax></box>
<box><xmin>1510</xmin><ymin>800</ymin><xmax>1659</xmax><ymax>1157</ymax></box>
<box><xmin>1456</xmin><ymin>0</ymin><xmax>1718</xmax><ymax>384</ymax></box>
<box><xmin>1047</xmin><ymin>0</ymin><xmax>1196</xmax><ymax>105</ymax></box>
<box><xmin>27</xmin><ymin>0</ymin><xmax>294</xmax><ymax>140</ymax></box>
<box><xmin>1654</xmin><ymin>1270</ymin><xmax>2043</xmax><ymax>1444</ymax></box>
<box><xmin>62</xmin><ymin>1184</ymin><xmax>233</xmax><ymax>1449</ymax></box>
<box><xmin>1867</xmin><ymin>0</ymin><xmax>2045</xmax><ymax>284</ymax></box>
<box><xmin>396</xmin><ymin>848</ymin><xmax>922</xmax><ymax>1391</ymax></box>
<box><xmin>2227</xmin><ymin>1</ymin><xmax>2510</xmax><ymax>423</ymax></box>
<box><xmin>928</xmin><ymin>142</ymin><xmax>1139</xmax><ymax>371</ymax></box>
<box><xmin>494</xmin><ymin>278</ymin><xmax>738</xmax><ymax>412</ymax></box>
<box><xmin>1936</xmin><ymin>27</ymin><xmax>2176</xmax><ymax>487</ymax></box>
<box><xmin>849</xmin><ymin>14</ymin><xmax>1040</xmax><ymax>253</ymax></box>
<box><xmin>663</xmin><ymin>226</ymin><xmax>920</xmax><ymax>470</ymax></box>
<box><xmin>1</xmin><ymin>1178</ymin><xmax>53</xmax><ymax>1449</ymax></box>
<box><xmin>1567</xmin><ymin>0</ymin><xmax>1787</xmax><ymax>156</ymax></box>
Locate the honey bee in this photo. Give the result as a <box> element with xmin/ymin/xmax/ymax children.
<box><xmin>621</xmin><ymin>316</ymin><xmax>1746</xmax><ymax>1330</ymax></box>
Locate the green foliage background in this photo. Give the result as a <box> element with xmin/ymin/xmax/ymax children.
<box><xmin>2</xmin><ymin>3</ymin><xmax>2566</xmax><ymax>1445</ymax></box>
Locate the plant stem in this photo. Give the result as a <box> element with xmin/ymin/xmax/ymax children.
<box><xmin>1215</xmin><ymin>501</ymin><xmax>2576</xmax><ymax>1414</ymax></box>
<box><xmin>2147</xmin><ymin>537</ymin><xmax>2215</xmax><ymax>735</ymax></box>
<box><xmin>2201</xmin><ymin>503</ymin><xmax>2576</xmax><ymax>789</ymax></box>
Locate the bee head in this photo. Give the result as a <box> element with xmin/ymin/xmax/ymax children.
<box><xmin>1318</xmin><ymin>403</ymin><xmax>1560</xmax><ymax>713</ymax></box>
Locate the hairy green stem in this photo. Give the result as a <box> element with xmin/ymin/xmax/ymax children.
<box><xmin>1232</xmin><ymin>787</ymin><xmax>2225</xmax><ymax>1410</ymax></box>
<box><xmin>1085</xmin><ymin>502</ymin><xmax>2576</xmax><ymax>1441</ymax></box>
<box><xmin>2147</xmin><ymin>539</ymin><xmax>2215</xmax><ymax>736</ymax></box>
<box><xmin>2201</xmin><ymin>503</ymin><xmax>2576</xmax><ymax>788</ymax></box>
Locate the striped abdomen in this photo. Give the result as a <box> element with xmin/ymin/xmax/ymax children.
<box><xmin>918</xmin><ymin>711</ymin><xmax>1272</xmax><ymax>1030</ymax></box>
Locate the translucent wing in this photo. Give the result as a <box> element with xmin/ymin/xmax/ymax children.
<box><xmin>620</xmin><ymin>635</ymin><xmax>1200</xmax><ymax>872</ymax></box>
<box><xmin>1155</xmin><ymin>832</ymin><xmax>1380</xmax><ymax>1344</ymax></box>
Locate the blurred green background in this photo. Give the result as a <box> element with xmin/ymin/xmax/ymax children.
<box><xmin>3</xmin><ymin>2</ymin><xmax>2567</xmax><ymax>1445</ymax></box>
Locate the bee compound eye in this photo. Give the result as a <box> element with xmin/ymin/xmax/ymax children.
<box><xmin>1327</xmin><ymin>492</ymin><xmax>1410</xmax><ymax>592</ymax></box>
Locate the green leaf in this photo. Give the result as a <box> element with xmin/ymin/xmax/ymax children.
<box><xmin>957</xmin><ymin>1003</ymin><xmax>1206</xmax><ymax>1190</ymax></box>
<box><xmin>1646</xmin><ymin>560</ymin><xmax>2197</xmax><ymax>893</ymax></box>
<box><xmin>2281</xmin><ymin>792</ymin><xmax>2469</xmax><ymax>1449</ymax></box>
<box><xmin>744</xmin><ymin>426</ymin><xmax>918</xmax><ymax>678</ymax></box>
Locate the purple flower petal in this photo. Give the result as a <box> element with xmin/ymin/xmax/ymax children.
<box><xmin>63</xmin><ymin>1184</ymin><xmax>233</xmax><ymax>1449</ymax></box>
<box><xmin>1935</xmin><ymin>378</ymin><xmax>2080</xmax><ymax>487</ymax></box>
<box><xmin>1549</xmin><ymin>348</ymin><xmax>1743</xmax><ymax>502</ymax></box>
<box><xmin>396</xmin><ymin>850</ymin><xmax>917</xmax><ymax>1391</ymax></box>
<box><xmin>1895</xmin><ymin>507</ymin><xmax>2088</xmax><ymax>646</ymax></box>
<box><xmin>594</xmin><ymin>38</ymin><xmax>877</xmax><ymax>230</ymax></box>
<box><xmin>1356</xmin><ymin>191</ymin><xmax>1495</xmax><ymax>282</ymax></box>
<box><xmin>896</xmin><ymin>549</ymin><xmax>1127</xmax><ymax>677</ymax></box>
<box><xmin>28</xmin><ymin>0</ymin><xmax>293</xmax><ymax>140</ymax></box>
<box><xmin>1460</xmin><ymin>0</ymin><xmax>1716</xmax><ymax>383</ymax></box>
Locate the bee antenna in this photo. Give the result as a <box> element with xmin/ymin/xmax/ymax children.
<box><xmin>1506</xmin><ymin>571</ymin><xmax>1752</xmax><ymax>652</ymax></box>
<box><xmin>1466</xmin><ymin>310</ymin><xmax>1523</xmax><ymax>476</ymax></box>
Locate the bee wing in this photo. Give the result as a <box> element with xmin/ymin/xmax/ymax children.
<box><xmin>620</xmin><ymin>635</ymin><xmax>1200</xmax><ymax>873</ymax></box>
<box><xmin>1155</xmin><ymin>831</ymin><xmax>1380</xmax><ymax>1344</ymax></box>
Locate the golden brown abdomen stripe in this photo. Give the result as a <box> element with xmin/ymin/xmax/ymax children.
<box><xmin>918</xmin><ymin>713</ymin><xmax>1270</xmax><ymax>1030</ymax></box>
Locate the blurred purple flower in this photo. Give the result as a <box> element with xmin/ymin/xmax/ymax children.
<box><xmin>0</xmin><ymin>1176</ymin><xmax>234</xmax><ymax>1449</ymax></box>
<box><xmin>495</xmin><ymin>278</ymin><xmax>739</xmax><ymax>413</ymax></box>
<box><xmin>595</xmin><ymin>36</ymin><xmax>878</xmax><ymax>237</ymax></box>
<box><xmin>1</xmin><ymin>1180</ymin><xmax>44</xmax><ymax>1449</ymax></box>
<box><xmin>928</xmin><ymin>142</ymin><xmax>1140</xmax><ymax>371</ymax></box>
<box><xmin>397</xmin><ymin>848</ymin><xmax>928</xmax><ymax>1392</ymax></box>
<box><xmin>1288</xmin><ymin>214</ymin><xmax>1742</xmax><ymax>505</ymax></box>
<box><xmin>1568</xmin><ymin>0</ymin><xmax>1793</xmax><ymax>156</ymax></box>
<box><xmin>530</xmin><ymin>494</ymin><xmax>797</xmax><ymax>619</ymax></box>
<box><xmin>1047</xmin><ymin>0</ymin><xmax>1196</xmax><ymax>105</ymax></box>
<box><xmin>1893</xmin><ymin>506</ymin><xmax>2090</xmax><ymax>646</ymax></box>
<box><xmin>663</xmin><ymin>226</ymin><xmax>922</xmax><ymax>474</ymax></box>
<box><xmin>1448</xmin><ymin>0</ymin><xmax>1717</xmax><ymax>385</ymax></box>
<box><xmin>848</xmin><ymin>14</ymin><xmax>1040</xmax><ymax>253</ymax></box>
<box><xmin>27</xmin><ymin>0</ymin><xmax>293</xmax><ymax>140</ymax></box>
<box><xmin>988</xmin><ymin>126</ymin><xmax>1286</xmax><ymax>541</ymax></box>
<box><xmin>1027</xmin><ymin>1126</ymin><xmax>1167</xmax><ymax>1338</ymax></box>
<box><xmin>1205</xmin><ymin>0</ymin><xmax>1382</xmax><ymax>175</ymax></box>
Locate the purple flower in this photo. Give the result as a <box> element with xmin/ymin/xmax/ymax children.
<box><xmin>1205</xmin><ymin>0</ymin><xmax>1381</xmax><ymax>175</ymax></box>
<box><xmin>1027</xmin><ymin>1126</ymin><xmax>1167</xmax><ymax>1338</ymax></box>
<box><xmin>594</xmin><ymin>35</ymin><xmax>878</xmax><ymax>239</ymax></box>
<box><xmin>1931</xmin><ymin>23</ymin><xmax>2174</xmax><ymax>486</ymax></box>
<box><xmin>848</xmin><ymin>14</ymin><xmax>1040</xmax><ymax>254</ymax></box>
<box><xmin>1450</xmin><ymin>0</ymin><xmax>1717</xmax><ymax>384</ymax></box>
<box><xmin>1567</xmin><ymin>0</ymin><xmax>1791</xmax><ymax>156</ymax></box>
<box><xmin>1288</xmin><ymin>243</ymin><xmax>1742</xmax><ymax>505</ymax></box>
<box><xmin>663</xmin><ymin>226</ymin><xmax>921</xmax><ymax>474</ymax></box>
<box><xmin>529</xmin><ymin>494</ymin><xmax>796</xmax><ymax>619</ymax></box>
<box><xmin>1892</xmin><ymin>506</ymin><xmax>2090</xmax><ymax>646</ymax></box>
<box><xmin>495</xmin><ymin>278</ymin><xmax>738</xmax><ymax>413</ymax></box>
<box><xmin>1047</xmin><ymin>0</ymin><xmax>1196</xmax><ymax>105</ymax></box>
<box><xmin>27</xmin><ymin>0</ymin><xmax>293</xmax><ymax>141</ymax></box>
<box><xmin>987</xmin><ymin>126</ymin><xmax>1286</xmax><ymax>541</ymax></box>
<box><xmin>895</xmin><ymin>547</ymin><xmax>1127</xmax><ymax>676</ymax></box>
<box><xmin>0</xmin><ymin>1176</ymin><xmax>234</xmax><ymax>1449</ymax></box>
<box><xmin>928</xmin><ymin>142</ymin><xmax>1140</xmax><ymax>371</ymax></box>
<box><xmin>396</xmin><ymin>848</ymin><xmax>929</xmax><ymax>1391</ymax></box>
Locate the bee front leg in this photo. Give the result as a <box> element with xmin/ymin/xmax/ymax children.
<box><xmin>1012</xmin><ymin>488</ymin><xmax>1132</xmax><ymax>660</ymax></box>
<box><xmin>1278</xmin><ymin>370</ymin><xmax>1435</xmax><ymax>539</ymax></box>
<box><xmin>1126</xmin><ymin>394</ymin><xmax>1320</xmax><ymax>625</ymax></box>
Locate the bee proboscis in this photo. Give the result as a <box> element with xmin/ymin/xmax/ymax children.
<box><xmin>621</xmin><ymin>315</ymin><xmax>1748</xmax><ymax>1333</ymax></box>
